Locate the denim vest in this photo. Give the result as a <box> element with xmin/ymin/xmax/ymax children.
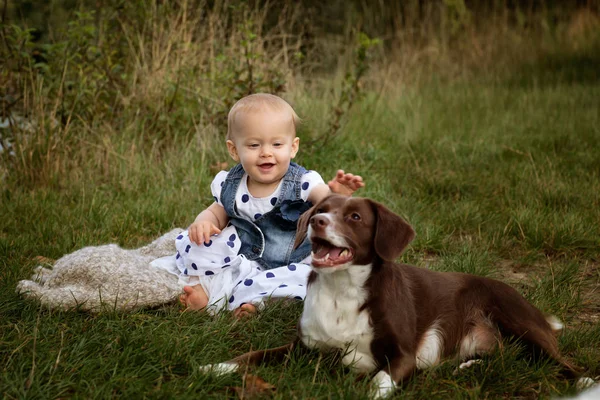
<box><xmin>220</xmin><ymin>162</ymin><xmax>313</xmax><ymax>269</ymax></box>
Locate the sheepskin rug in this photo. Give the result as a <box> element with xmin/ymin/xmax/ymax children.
<box><xmin>16</xmin><ymin>229</ymin><xmax>183</xmax><ymax>312</ymax></box>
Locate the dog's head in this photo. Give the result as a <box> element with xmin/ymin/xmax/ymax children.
<box><xmin>295</xmin><ymin>195</ymin><xmax>415</xmax><ymax>270</ymax></box>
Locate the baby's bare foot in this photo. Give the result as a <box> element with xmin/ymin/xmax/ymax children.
<box><xmin>179</xmin><ymin>285</ymin><xmax>209</xmax><ymax>310</ymax></box>
<box><xmin>233</xmin><ymin>303</ymin><xmax>257</xmax><ymax>318</ymax></box>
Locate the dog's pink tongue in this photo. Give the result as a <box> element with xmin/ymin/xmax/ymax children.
<box><xmin>315</xmin><ymin>246</ymin><xmax>343</xmax><ymax>259</ymax></box>
<box><xmin>315</xmin><ymin>246</ymin><xmax>329</xmax><ymax>258</ymax></box>
<box><xmin>328</xmin><ymin>247</ymin><xmax>344</xmax><ymax>259</ymax></box>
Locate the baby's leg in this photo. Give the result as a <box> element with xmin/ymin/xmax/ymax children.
<box><xmin>175</xmin><ymin>226</ymin><xmax>241</xmax><ymax>312</ymax></box>
<box><xmin>228</xmin><ymin>262</ymin><xmax>311</xmax><ymax>312</ymax></box>
<box><xmin>179</xmin><ymin>284</ymin><xmax>209</xmax><ymax>310</ymax></box>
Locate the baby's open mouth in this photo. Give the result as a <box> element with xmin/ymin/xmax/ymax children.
<box><xmin>258</xmin><ymin>163</ymin><xmax>275</xmax><ymax>171</ymax></box>
<box><xmin>310</xmin><ymin>237</ymin><xmax>354</xmax><ymax>267</ymax></box>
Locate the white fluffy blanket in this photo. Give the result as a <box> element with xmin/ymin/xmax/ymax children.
<box><xmin>16</xmin><ymin>229</ymin><xmax>183</xmax><ymax>312</ymax></box>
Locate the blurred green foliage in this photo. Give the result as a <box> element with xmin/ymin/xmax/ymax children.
<box><xmin>0</xmin><ymin>0</ymin><xmax>598</xmax><ymax>186</ymax></box>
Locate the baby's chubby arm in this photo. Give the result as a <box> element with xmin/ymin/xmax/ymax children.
<box><xmin>308</xmin><ymin>170</ymin><xmax>365</xmax><ymax>204</ymax></box>
<box><xmin>188</xmin><ymin>202</ymin><xmax>229</xmax><ymax>245</ymax></box>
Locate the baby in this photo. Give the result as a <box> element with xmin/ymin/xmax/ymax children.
<box><xmin>176</xmin><ymin>93</ymin><xmax>364</xmax><ymax>316</ymax></box>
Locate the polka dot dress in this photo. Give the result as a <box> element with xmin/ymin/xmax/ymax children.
<box><xmin>211</xmin><ymin>170</ymin><xmax>323</xmax><ymax>221</ymax></box>
<box><xmin>225</xmin><ymin>261</ymin><xmax>312</xmax><ymax>311</ymax></box>
<box><xmin>171</xmin><ymin>169</ymin><xmax>323</xmax><ymax>313</ymax></box>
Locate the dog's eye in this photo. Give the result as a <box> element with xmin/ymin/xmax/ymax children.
<box><xmin>351</xmin><ymin>213</ymin><xmax>361</xmax><ymax>221</ymax></box>
<box><xmin>316</xmin><ymin>208</ymin><xmax>325</xmax><ymax>214</ymax></box>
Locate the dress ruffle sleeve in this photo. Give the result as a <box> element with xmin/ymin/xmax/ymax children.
<box><xmin>299</xmin><ymin>170</ymin><xmax>325</xmax><ymax>202</ymax></box>
<box><xmin>210</xmin><ymin>170</ymin><xmax>229</xmax><ymax>205</ymax></box>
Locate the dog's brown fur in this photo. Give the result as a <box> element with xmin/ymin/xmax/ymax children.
<box><xmin>211</xmin><ymin>195</ymin><xmax>581</xmax><ymax>393</ymax></box>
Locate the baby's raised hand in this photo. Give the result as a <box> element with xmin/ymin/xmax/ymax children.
<box><xmin>189</xmin><ymin>220</ymin><xmax>222</xmax><ymax>246</ymax></box>
<box><xmin>328</xmin><ymin>170</ymin><xmax>365</xmax><ymax>196</ymax></box>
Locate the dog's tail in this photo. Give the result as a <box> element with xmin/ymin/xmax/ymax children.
<box><xmin>484</xmin><ymin>278</ymin><xmax>582</xmax><ymax>378</ymax></box>
<box><xmin>199</xmin><ymin>342</ymin><xmax>296</xmax><ymax>376</ymax></box>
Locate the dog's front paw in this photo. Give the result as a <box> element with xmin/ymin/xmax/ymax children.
<box><xmin>576</xmin><ymin>376</ymin><xmax>597</xmax><ymax>391</ymax></box>
<box><xmin>453</xmin><ymin>359</ymin><xmax>483</xmax><ymax>375</ymax></box>
<box><xmin>371</xmin><ymin>370</ymin><xmax>396</xmax><ymax>399</ymax></box>
<box><xmin>199</xmin><ymin>362</ymin><xmax>238</xmax><ymax>376</ymax></box>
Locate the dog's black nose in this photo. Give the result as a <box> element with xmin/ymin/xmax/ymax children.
<box><xmin>310</xmin><ymin>215</ymin><xmax>329</xmax><ymax>230</ymax></box>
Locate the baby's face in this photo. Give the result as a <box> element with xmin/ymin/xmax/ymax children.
<box><xmin>227</xmin><ymin>110</ymin><xmax>299</xmax><ymax>192</ymax></box>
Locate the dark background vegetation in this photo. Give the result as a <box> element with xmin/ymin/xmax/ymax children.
<box><xmin>1</xmin><ymin>0</ymin><xmax>599</xmax><ymax>398</ymax></box>
<box><xmin>2</xmin><ymin>0</ymin><xmax>599</xmax><ymax>185</ymax></box>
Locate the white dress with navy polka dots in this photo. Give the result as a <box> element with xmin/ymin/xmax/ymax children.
<box><xmin>167</xmin><ymin>169</ymin><xmax>324</xmax><ymax>313</ymax></box>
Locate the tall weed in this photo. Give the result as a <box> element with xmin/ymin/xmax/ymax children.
<box><xmin>1</xmin><ymin>0</ymin><xmax>306</xmax><ymax>188</ymax></box>
<box><xmin>1</xmin><ymin>0</ymin><xmax>598</xmax><ymax>189</ymax></box>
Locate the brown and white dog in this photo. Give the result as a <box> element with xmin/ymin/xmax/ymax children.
<box><xmin>201</xmin><ymin>195</ymin><xmax>582</xmax><ymax>398</ymax></box>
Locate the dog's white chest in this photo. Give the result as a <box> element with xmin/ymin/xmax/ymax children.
<box><xmin>299</xmin><ymin>266</ymin><xmax>377</xmax><ymax>372</ymax></box>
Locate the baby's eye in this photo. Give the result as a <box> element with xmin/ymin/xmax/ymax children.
<box><xmin>248</xmin><ymin>144</ymin><xmax>260</xmax><ymax>148</ymax></box>
<box><xmin>273</xmin><ymin>142</ymin><xmax>282</xmax><ymax>148</ymax></box>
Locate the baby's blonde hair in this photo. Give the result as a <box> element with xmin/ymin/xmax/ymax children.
<box><xmin>227</xmin><ymin>93</ymin><xmax>300</xmax><ymax>140</ymax></box>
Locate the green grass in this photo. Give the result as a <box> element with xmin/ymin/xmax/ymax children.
<box><xmin>2</xmin><ymin>52</ymin><xmax>600</xmax><ymax>398</ymax></box>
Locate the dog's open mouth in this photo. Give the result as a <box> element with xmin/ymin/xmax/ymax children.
<box><xmin>310</xmin><ymin>237</ymin><xmax>354</xmax><ymax>267</ymax></box>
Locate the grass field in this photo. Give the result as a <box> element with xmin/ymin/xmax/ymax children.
<box><xmin>2</xmin><ymin>4</ymin><xmax>600</xmax><ymax>398</ymax></box>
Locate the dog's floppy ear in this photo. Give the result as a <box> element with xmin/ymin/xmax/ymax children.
<box><xmin>370</xmin><ymin>200</ymin><xmax>415</xmax><ymax>261</ymax></box>
<box><xmin>294</xmin><ymin>203</ymin><xmax>316</xmax><ymax>249</ymax></box>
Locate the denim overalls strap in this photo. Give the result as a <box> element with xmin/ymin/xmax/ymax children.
<box><xmin>220</xmin><ymin>162</ymin><xmax>312</xmax><ymax>269</ymax></box>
